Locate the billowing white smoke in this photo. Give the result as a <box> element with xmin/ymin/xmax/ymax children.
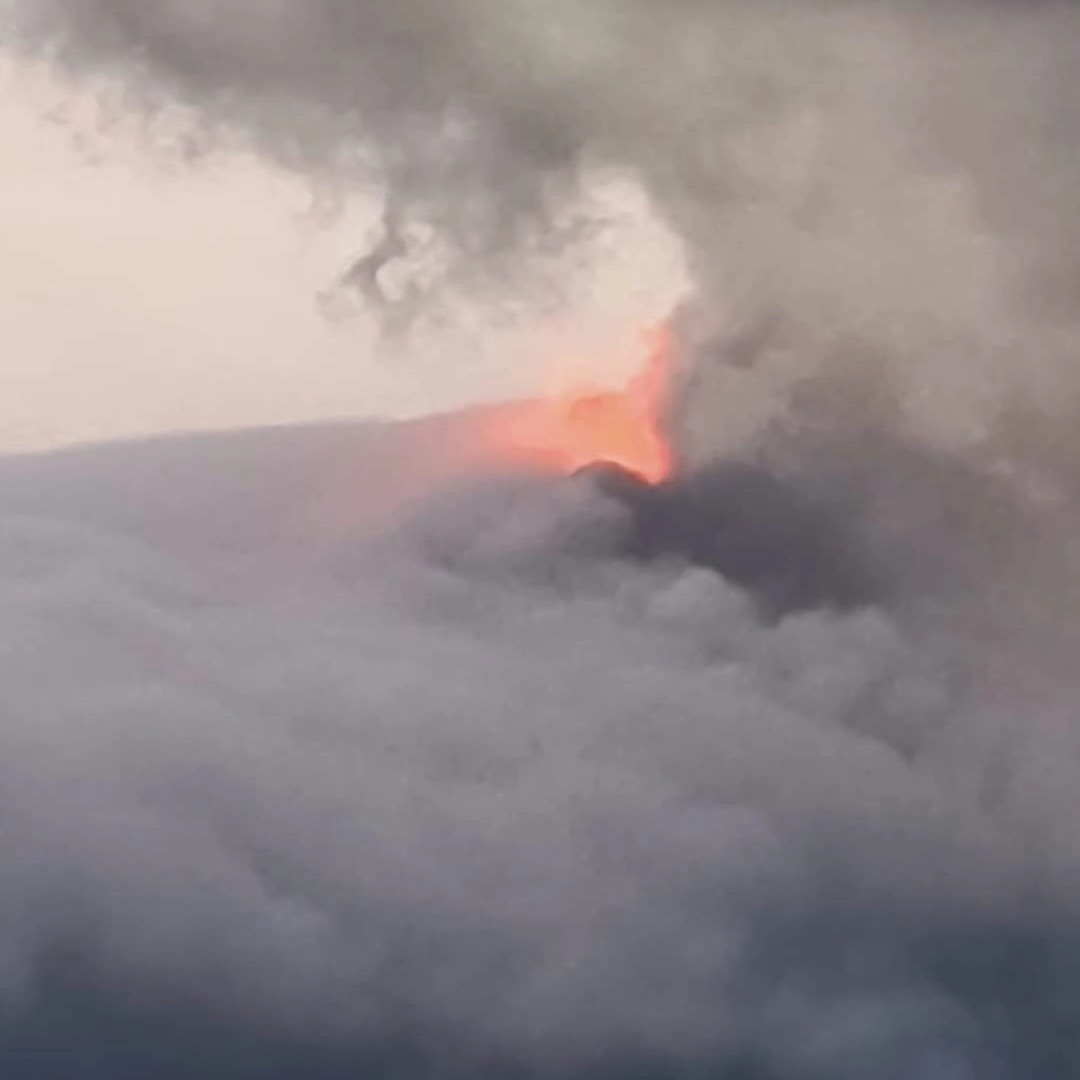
<box><xmin>3</xmin><ymin>1</ymin><xmax>1080</xmax><ymax>1076</ymax></box>
<box><xmin>0</xmin><ymin>408</ymin><xmax>1073</xmax><ymax>1077</ymax></box>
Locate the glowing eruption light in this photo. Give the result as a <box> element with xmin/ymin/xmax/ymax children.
<box><xmin>510</xmin><ymin>327</ymin><xmax>676</xmax><ymax>483</ymax></box>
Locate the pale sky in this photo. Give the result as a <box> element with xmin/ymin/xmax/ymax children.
<box><xmin>0</xmin><ymin>59</ymin><xmax>686</xmax><ymax>452</ymax></box>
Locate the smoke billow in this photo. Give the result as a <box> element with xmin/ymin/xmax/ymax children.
<box><xmin>4</xmin><ymin>0</ymin><xmax>1080</xmax><ymax>1076</ymax></box>
<box><xmin>12</xmin><ymin>0</ymin><xmax>1080</xmax><ymax>434</ymax></box>
<box><xmin>0</xmin><ymin>411</ymin><xmax>1071</xmax><ymax>1080</ymax></box>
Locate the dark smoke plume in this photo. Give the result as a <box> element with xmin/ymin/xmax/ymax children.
<box><xmin>576</xmin><ymin>461</ymin><xmax>883</xmax><ymax>617</ymax></box>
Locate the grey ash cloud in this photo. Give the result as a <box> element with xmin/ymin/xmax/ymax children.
<box><xmin>11</xmin><ymin>0</ymin><xmax>1080</xmax><ymax>428</ymax></box>
<box><xmin>4</xmin><ymin>2</ymin><xmax>1080</xmax><ymax>1076</ymax></box>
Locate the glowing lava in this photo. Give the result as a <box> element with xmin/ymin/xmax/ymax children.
<box><xmin>510</xmin><ymin>327</ymin><xmax>676</xmax><ymax>484</ymax></box>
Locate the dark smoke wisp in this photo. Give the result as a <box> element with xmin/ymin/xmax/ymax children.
<box><xmin>575</xmin><ymin>461</ymin><xmax>883</xmax><ymax>618</ymax></box>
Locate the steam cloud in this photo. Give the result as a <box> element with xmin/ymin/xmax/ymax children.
<box><xmin>3</xmin><ymin>0</ymin><xmax>1080</xmax><ymax>1077</ymax></box>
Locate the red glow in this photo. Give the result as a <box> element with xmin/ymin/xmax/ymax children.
<box><xmin>508</xmin><ymin>327</ymin><xmax>676</xmax><ymax>484</ymax></box>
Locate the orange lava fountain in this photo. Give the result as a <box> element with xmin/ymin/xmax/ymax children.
<box><xmin>508</xmin><ymin>326</ymin><xmax>676</xmax><ymax>484</ymax></box>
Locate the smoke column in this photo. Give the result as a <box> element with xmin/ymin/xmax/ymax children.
<box><xmin>11</xmin><ymin>1</ymin><xmax>1080</xmax><ymax>436</ymax></box>
<box><xmin>3</xmin><ymin>1</ymin><xmax>1080</xmax><ymax>1076</ymax></box>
